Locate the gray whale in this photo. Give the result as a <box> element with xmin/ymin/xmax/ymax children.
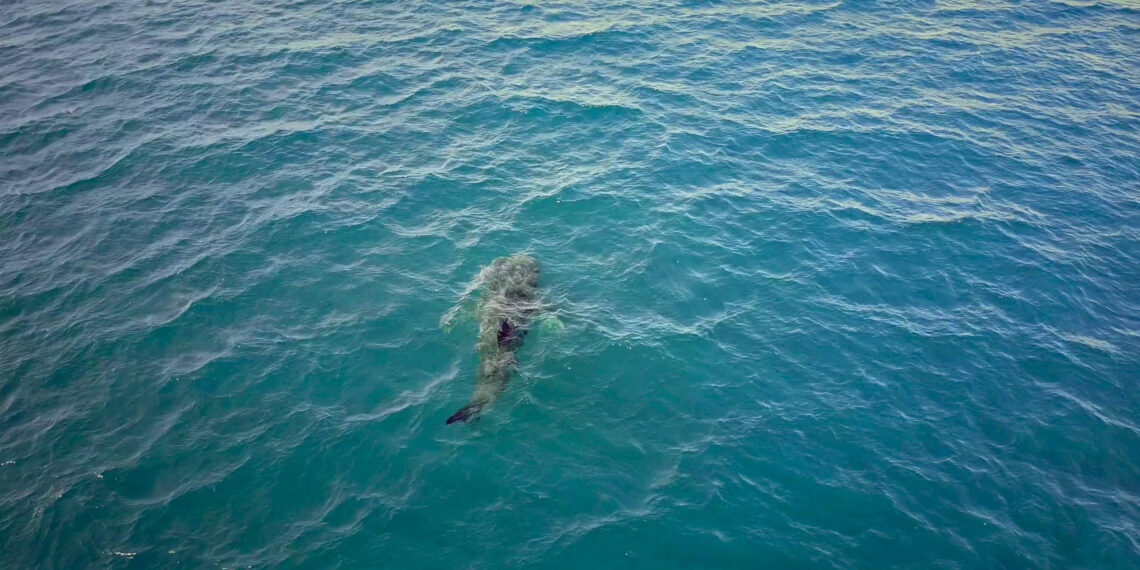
<box><xmin>447</xmin><ymin>254</ymin><xmax>540</xmax><ymax>424</ymax></box>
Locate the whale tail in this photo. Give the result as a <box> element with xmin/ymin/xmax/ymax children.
<box><xmin>446</xmin><ymin>400</ymin><xmax>486</xmax><ymax>424</ymax></box>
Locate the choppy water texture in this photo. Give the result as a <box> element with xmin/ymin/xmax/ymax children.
<box><xmin>2</xmin><ymin>1</ymin><xmax>1139</xmax><ymax>568</ymax></box>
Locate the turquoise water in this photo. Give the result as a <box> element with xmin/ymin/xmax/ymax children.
<box><xmin>2</xmin><ymin>0</ymin><xmax>1139</xmax><ymax>567</ymax></box>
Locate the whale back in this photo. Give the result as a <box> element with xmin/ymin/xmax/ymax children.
<box><xmin>484</xmin><ymin>254</ymin><xmax>539</xmax><ymax>302</ymax></box>
<box><xmin>475</xmin><ymin>255</ymin><xmax>540</xmax><ymax>353</ymax></box>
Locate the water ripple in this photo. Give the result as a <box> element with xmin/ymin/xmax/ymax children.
<box><xmin>2</xmin><ymin>0</ymin><xmax>1139</xmax><ymax>568</ymax></box>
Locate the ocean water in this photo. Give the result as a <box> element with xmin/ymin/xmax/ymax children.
<box><xmin>2</xmin><ymin>0</ymin><xmax>1139</xmax><ymax>568</ymax></box>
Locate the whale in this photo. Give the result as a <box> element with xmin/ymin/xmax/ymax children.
<box><xmin>446</xmin><ymin>254</ymin><xmax>541</xmax><ymax>424</ymax></box>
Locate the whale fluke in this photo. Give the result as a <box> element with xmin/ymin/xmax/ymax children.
<box><xmin>446</xmin><ymin>400</ymin><xmax>485</xmax><ymax>424</ymax></box>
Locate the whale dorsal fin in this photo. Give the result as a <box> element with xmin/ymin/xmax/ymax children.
<box><xmin>496</xmin><ymin>319</ymin><xmax>528</xmax><ymax>349</ymax></box>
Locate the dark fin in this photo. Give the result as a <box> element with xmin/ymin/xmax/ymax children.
<box><xmin>446</xmin><ymin>401</ymin><xmax>485</xmax><ymax>424</ymax></box>
<box><xmin>497</xmin><ymin>319</ymin><xmax>528</xmax><ymax>349</ymax></box>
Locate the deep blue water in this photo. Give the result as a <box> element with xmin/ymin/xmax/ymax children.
<box><xmin>2</xmin><ymin>1</ymin><xmax>1139</xmax><ymax>568</ymax></box>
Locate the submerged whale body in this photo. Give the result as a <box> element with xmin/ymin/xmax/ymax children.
<box><xmin>447</xmin><ymin>254</ymin><xmax>540</xmax><ymax>424</ymax></box>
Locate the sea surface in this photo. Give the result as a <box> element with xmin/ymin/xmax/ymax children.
<box><xmin>2</xmin><ymin>1</ymin><xmax>1139</xmax><ymax>568</ymax></box>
